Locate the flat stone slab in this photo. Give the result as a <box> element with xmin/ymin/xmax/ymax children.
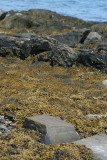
<box><xmin>23</xmin><ymin>114</ymin><xmax>79</xmax><ymax>145</ymax></box>
<box><xmin>76</xmin><ymin>133</ymin><xmax>107</xmax><ymax>160</ymax></box>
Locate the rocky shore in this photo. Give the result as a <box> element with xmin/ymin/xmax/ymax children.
<box><xmin>0</xmin><ymin>9</ymin><xmax>107</xmax><ymax>160</ymax></box>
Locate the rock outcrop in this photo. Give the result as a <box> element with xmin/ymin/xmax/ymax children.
<box><xmin>0</xmin><ymin>35</ymin><xmax>58</xmax><ymax>59</ymax></box>
<box><xmin>0</xmin><ymin>9</ymin><xmax>95</xmax><ymax>35</ymax></box>
<box><xmin>38</xmin><ymin>44</ymin><xmax>79</xmax><ymax>67</ymax></box>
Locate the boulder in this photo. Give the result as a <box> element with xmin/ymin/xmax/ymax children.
<box><xmin>23</xmin><ymin>114</ymin><xmax>80</xmax><ymax>145</ymax></box>
<box><xmin>84</xmin><ymin>32</ymin><xmax>102</xmax><ymax>44</ymax></box>
<box><xmin>78</xmin><ymin>51</ymin><xmax>107</xmax><ymax>73</ymax></box>
<box><xmin>49</xmin><ymin>28</ymin><xmax>90</xmax><ymax>47</ymax></box>
<box><xmin>38</xmin><ymin>44</ymin><xmax>79</xmax><ymax>67</ymax></box>
<box><xmin>76</xmin><ymin>133</ymin><xmax>107</xmax><ymax>160</ymax></box>
<box><xmin>0</xmin><ymin>35</ymin><xmax>58</xmax><ymax>59</ymax></box>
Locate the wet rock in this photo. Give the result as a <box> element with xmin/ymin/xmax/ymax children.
<box><xmin>84</xmin><ymin>32</ymin><xmax>102</xmax><ymax>44</ymax></box>
<box><xmin>76</xmin><ymin>133</ymin><xmax>107</xmax><ymax>160</ymax></box>
<box><xmin>0</xmin><ymin>9</ymin><xmax>7</xmax><ymax>21</ymax></box>
<box><xmin>38</xmin><ymin>44</ymin><xmax>79</xmax><ymax>67</ymax></box>
<box><xmin>49</xmin><ymin>28</ymin><xmax>90</xmax><ymax>47</ymax></box>
<box><xmin>78</xmin><ymin>51</ymin><xmax>107</xmax><ymax>73</ymax></box>
<box><xmin>23</xmin><ymin>114</ymin><xmax>80</xmax><ymax>145</ymax></box>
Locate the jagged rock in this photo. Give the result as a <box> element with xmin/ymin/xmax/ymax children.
<box><xmin>49</xmin><ymin>28</ymin><xmax>90</xmax><ymax>47</ymax></box>
<box><xmin>0</xmin><ymin>35</ymin><xmax>58</xmax><ymax>59</ymax></box>
<box><xmin>23</xmin><ymin>114</ymin><xmax>80</xmax><ymax>145</ymax></box>
<box><xmin>76</xmin><ymin>133</ymin><xmax>107</xmax><ymax>160</ymax></box>
<box><xmin>38</xmin><ymin>44</ymin><xmax>79</xmax><ymax>67</ymax></box>
<box><xmin>78</xmin><ymin>51</ymin><xmax>107</xmax><ymax>73</ymax></box>
<box><xmin>0</xmin><ymin>9</ymin><xmax>7</xmax><ymax>21</ymax></box>
<box><xmin>84</xmin><ymin>32</ymin><xmax>102</xmax><ymax>44</ymax></box>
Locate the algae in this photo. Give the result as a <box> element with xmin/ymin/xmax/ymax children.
<box><xmin>0</xmin><ymin>55</ymin><xmax>107</xmax><ymax>159</ymax></box>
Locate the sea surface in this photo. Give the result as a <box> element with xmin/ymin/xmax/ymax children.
<box><xmin>0</xmin><ymin>0</ymin><xmax>107</xmax><ymax>22</ymax></box>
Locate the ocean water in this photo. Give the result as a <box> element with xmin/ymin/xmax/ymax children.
<box><xmin>0</xmin><ymin>0</ymin><xmax>107</xmax><ymax>22</ymax></box>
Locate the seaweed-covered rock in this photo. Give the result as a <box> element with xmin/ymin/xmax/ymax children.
<box><xmin>91</xmin><ymin>22</ymin><xmax>107</xmax><ymax>34</ymax></box>
<box><xmin>38</xmin><ymin>44</ymin><xmax>79</xmax><ymax>67</ymax></box>
<box><xmin>0</xmin><ymin>9</ymin><xmax>94</xmax><ymax>35</ymax></box>
<box><xmin>0</xmin><ymin>35</ymin><xmax>58</xmax><ymax>59</ymax></box>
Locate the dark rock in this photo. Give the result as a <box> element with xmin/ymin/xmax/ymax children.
<box><xmin>0</xmin><ymin>9</ymin><xmax>7</xmax><ymax>21</ymax></box>
<box><xmin>102</xmin><ymin>33</ymin><xmax>107</xmax><ymax>40</ymax></box>
<box><xmin>84</xmin><ymin>32</ymin><xmax>102</xmax><ymax>44</ymax></box>
<box><xmin>97</xmin><ymin>42</ymin><xmax>107</xmax><ymax>52</ymax></box>
<box><xmin>78</xmin><ymin>50</ymin><xmax>107</xmax><ymax>73</ymax></box>
<box><xmin>4</xmin><ymin>114</ymin><xmax>14</xmax><ymax>121</ymax></box>
<box><xmin>38</xmin><ymin>44</ymin><xmax>79</xmax><ymax>67</ymax></box>
<box><xmin>49</xmin><ymin>28</ymin><xmax>90</xmax><ymax>47</ymax></box>
<box><xmin>0</xmin><ymin>35</ymin><xmax>58</xmax><ymax>59</ymax></box>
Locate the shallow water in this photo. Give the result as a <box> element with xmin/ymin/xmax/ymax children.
<box><xmin>0</xmin><ymin>0</ymin><xmax>107</xmax><ymax>22</ymax></box>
